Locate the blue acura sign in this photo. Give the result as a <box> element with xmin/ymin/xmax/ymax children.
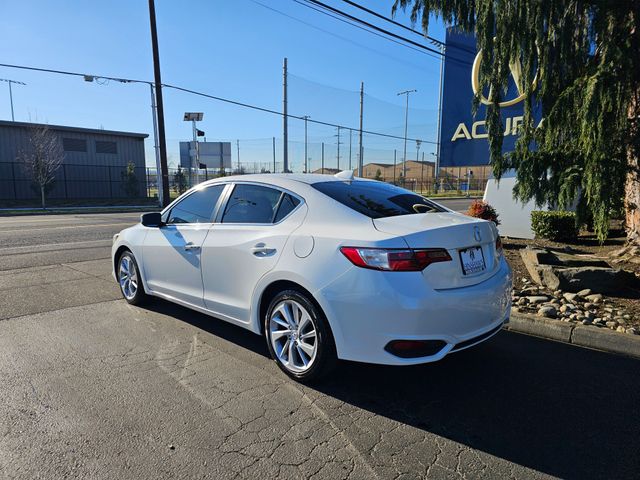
<box><xmin>440</xmin><ymin>29</ymin><xmax>541</xmax><ymax>167</ymax></box>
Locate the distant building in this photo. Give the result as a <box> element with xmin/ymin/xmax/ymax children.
<box><xmin>0</xmin><ymin>120</ymin><xmax>148</xmax><ymax>201</ymax></box>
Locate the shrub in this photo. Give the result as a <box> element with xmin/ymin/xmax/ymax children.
<box><xmin>531</xmin><ymin>211</ymin><xmax>578</xmax><ymax>242</ymax></box>
<box><xmin>466</xmin><ymin>200</ymin><xmax>501</xmax><ymax>225</ymax></box>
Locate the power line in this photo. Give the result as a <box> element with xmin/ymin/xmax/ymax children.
<box><xmin>0</xmin><ymin>62</ymin><xmax>436</xmax><ymax>145</ymax></box>
<box><xmin>295</xmin><ymin>0</ymin><xmax>443</xmax><ymax>57</ymax></box>
<box><xmin>290</xmin><ymin>0</ymin><xmax>441</xmax><ymax>60</ymax></box>
<box><xmin>338</xmin><ymin>0</ymin><xmax>443</xmax><ymax>46</ymax></box>
<box><xmin>250</xmin><ymin>0</ymin><xmax>439</xmax><ymax>63</ymax></box>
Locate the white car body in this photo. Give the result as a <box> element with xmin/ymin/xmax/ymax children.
<box><xmin>112</xmin><ymin>173</ymin><xmax>512</xmax><ymax>367</ymax></box>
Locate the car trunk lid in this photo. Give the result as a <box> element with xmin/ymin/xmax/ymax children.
<box><xmin>373</xmin><ymin>213</ymin><xmax>500</xmax><ymax>289</ymax></box>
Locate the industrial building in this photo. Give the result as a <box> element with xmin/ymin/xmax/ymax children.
<box><xmin>0</xmin><ymin>120</ymin><xmax>148</xmax><ymax>202</ymax></box>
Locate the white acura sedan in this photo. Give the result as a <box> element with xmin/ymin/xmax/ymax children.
<box><xmin>112</xmin><ymin>172</ymin><xmax>512</xmax><ymax>381</ymax></box>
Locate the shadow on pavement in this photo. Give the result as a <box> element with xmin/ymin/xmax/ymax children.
<box><xmin>145</xmin><ymin>299</ymin><xmax>640</xmax><ymax>480</ymax></box>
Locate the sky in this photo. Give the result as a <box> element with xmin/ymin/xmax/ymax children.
<box><xmin>0</xmin><ymin>0</ymin><xmax>446</xmax><ymax>171</ymax></box>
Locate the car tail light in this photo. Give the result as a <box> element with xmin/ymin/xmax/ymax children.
<box><xmin>495</xmin><ymin>236</ymin><xmax>503</xmax><ymax>256</ymax></box>
<box><xmin>340</xmin><ymin>247</ymin><xmax>451</xmax><ymax>272</ymax></box>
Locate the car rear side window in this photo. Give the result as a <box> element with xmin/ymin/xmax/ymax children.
<box><xmin>222</xmin><ymin>184</ymin><xmax>282</xmax><ymax>224</ymax></box>
<box><xmin>311</xmin><ymin>181</ymin><xmax>445</xmax><ymax>219</ymax></box>
<box><xmin>167</xmin><ymin>184</ymin><xmax>225</xmax><ymax>224</ymax></box>
<box><xmin>274</xmin><ymin>194</ymin><xmax>301</xmax><ymax>223</ymax></box>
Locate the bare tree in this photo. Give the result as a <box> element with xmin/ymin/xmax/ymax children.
<box><xmin>18</xmin><ymin>124</ymin><xmax>64</xmax><ymax>208</ymax></box>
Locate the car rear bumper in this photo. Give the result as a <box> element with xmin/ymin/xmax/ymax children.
<box><xmin>314</xmin><ymin>256</ymin><xmax>512</xmax><ymax>366</ymax></box>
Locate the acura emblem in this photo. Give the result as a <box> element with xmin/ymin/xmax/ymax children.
<box><xmin>474</xmin><ymin>226</ymin><xmax>482</xmax><ymax>242</ymax></box>
<box><xmin>471</xmin><ymin>48</ymin><xmax>538</xmax><ymax>107</ymax></box>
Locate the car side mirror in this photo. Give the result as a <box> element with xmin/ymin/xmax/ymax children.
<box><xmin>141</xmin><ymin>212</ymin><xmax>163</xmax><ymax>227</ymax></box>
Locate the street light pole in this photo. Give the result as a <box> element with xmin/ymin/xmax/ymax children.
<box><xmin>348</xmin><ymin>128</ymin><xmax>352</xmax><ymax>170</ymax></box>
<box><xmin>434</xmin><ymin>43</ymin><xmax>445</xmax><ymax>193</ymax></box>
<box><xmin>0</xmin><ymin>78</ymin><xmax>26</xmax><ymax>122</ymax></box>
<box><xmin>358</xmin><ymin>82</ymin><xmax>364</xmax><ymax>177</ymax></box>
<box><xmin>397</xmin><ymin>89</ymin><xmax>417</xmax><ymax>182</ymax></box>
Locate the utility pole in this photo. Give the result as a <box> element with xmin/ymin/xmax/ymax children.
<box><xmin>420</xmin><ymin>149</ymin><xmax>425</xmax><ymax>194</ymax></box>
<box><xmin>0</xmin><ymin>78</ymin><xmax>26</xmax><ymax>122</ymax></box>
<box><xmin>321</xmin><ymin>142</ymin><xmax>325</xmax><ymax>172</ymax></box>
<box><xmin>434</xmin><ymin>43</ymin><xmax>445</xmax><ymax>192</ymax></box>
<box><xmin>272</xmin><ymin>136</ymin><xmax>276</xmax><ymax>173</ymax></box>
<box><xmin>335</xmin><ymin>126</ymin><xmax>341</xmax><ymax>170</ymax></box>
<box><xmin>302</xmin><ymin>115</ymin><xmax>310</xmax><ymax>173</ymax></box>
<box><xmin>148</xmin><ymin>84</ymin><xmax>163</xmax><ymax>205</ymax></box>
<box><xmin>397</xmin><ymin>89</ymin><xmax>417</xmax><ymax>181</ymax></box>
<box><xmin>282</xmin><ymin>58</ymin><xmax>288</xmax><ymax>173</ymax></box>
<box><xmin>148</xmin><ymin>0</ymin><xmax>170</xmax><ymax>207</ymax></box>
<box><xmin>393</xmin><ymin>149</ymin><xmax>397</xmax><ymax>184</ymax></box>
<box><xmin>348</xmin><ymin>129</ymin><xmax>353</xmax><ymax>170</ymax></box>
<box><xmin>358</xmin><ymin>82</ymin><xmax>364</xmax><ymax>177</ymax></box>
<box><xmin>236</xmin><ymin>139</ymin><xmax>241</xmax><ymax>173</ymax></box>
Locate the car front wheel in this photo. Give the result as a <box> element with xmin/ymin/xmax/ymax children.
<box><xmin>117</xmin><ymin>251</ymin><xmax>147</xmax><ymax>305</ymax></box>
<box><xmin>265</xmin><ymin>289</ymin><xmax>337</xmax><ymax>382</ymax></box>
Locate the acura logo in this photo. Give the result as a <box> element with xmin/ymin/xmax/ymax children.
<box><xmin>471</xmin><ymin>48</ymin><xmax>537</xmax><ymax>107</ymax></box>
<box><xmin>474</xmin><ymin>226</ymin><xmax>482</xmax><ymax>242</ymax></box>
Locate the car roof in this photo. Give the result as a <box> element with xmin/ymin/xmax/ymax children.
<box><xmin>198</xmin><ymin>173</ymin><xmax>375</xmax><ymax>189</ymax></box>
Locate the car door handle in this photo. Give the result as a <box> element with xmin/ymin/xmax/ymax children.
<box><xmin>184</xmin><ymin>242</ymin><xmax>201</xmax><ymax>251</ymax></box>
<box><xmin>251</xmin><ymin>243</ymin><xmax>276</xmax><ymax>257</ymax></box>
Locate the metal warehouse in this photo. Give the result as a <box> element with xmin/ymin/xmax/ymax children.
<box><xmin>0</xmin><ymin>120</ymin><xmax>148</xmax><ymax>202</ymax></box>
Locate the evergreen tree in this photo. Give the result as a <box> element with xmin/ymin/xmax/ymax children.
<box><xmin>393</xmin><ymin>1</ymin><xmax>639</xmax><ymax>258</ymax></box>
<box><xmin>121</xmin><ymin>162</ymin><xmax>139</xmax><ymax>198</ymax></box>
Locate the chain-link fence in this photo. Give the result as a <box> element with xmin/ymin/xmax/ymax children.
<box><xmin>0</xmin><ymin>160</ymin><xmax>488</xmax><ymax>207</ymax></box>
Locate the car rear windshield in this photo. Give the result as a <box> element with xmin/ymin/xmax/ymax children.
<box><xmin>311</xmin><ymin>181</ymin><xmax>445</xmax><ymax>219</ymax></box>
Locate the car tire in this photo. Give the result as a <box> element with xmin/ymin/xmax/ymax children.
<box><xmin>117</xmin><ymin>250</ymin><xmax>148</xmax><ymax>306</ymax></box>
<box><xmin>264</xmin><ymin>289</ymin><xmax>337</xmax><ymax>383</ymax></box>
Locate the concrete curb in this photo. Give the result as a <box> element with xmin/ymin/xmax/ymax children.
<box><xmin>505</xmin><ymin>309</ymin><xmax>640</xmax><ymax>360</ymax></box>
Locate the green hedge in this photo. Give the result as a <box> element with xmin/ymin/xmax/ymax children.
<box><xmin>531</xmin><ymin>211</ymin><xmax>578</xmax><ymax>242</ymax></box>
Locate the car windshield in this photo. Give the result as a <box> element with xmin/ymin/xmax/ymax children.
<box><xmin>311</xmin><ymin>181</ymin><xmax>445</xmax><ymax>219</ymax></box>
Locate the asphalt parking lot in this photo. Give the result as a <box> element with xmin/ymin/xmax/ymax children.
<box><xmin>1</xmin><ymin>206</ymin><xmax>639</xmax><ymax>479</ymax></box>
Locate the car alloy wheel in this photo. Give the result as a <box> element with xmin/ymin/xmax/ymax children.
<box><xmin>119</xmin><ymin>253</ymin><xmax>139</xmax><ymax>301</ymax></box>
<box><xmin>269</xmin><ymin>299</ymin><xmax>318</xmax><ymax>373</ymax></box>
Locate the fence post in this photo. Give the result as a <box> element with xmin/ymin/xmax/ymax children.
<box><xmin>108</xmin><ymin>166</ymin><xmax>113</xmax><ymax>198</ymax></box>
<box><xmin>11</xmin><ymin>162</ymin><xmax>16</xmax><ymax>200</ymax></box>
<box><xmin>62</xmin><ymin>164</ymin><xmax>68</xmax><ymax>199</ymax></box>
<box><xmin>146</xmin><ymin>168</ymin><xmax>151</xmax><ymax>198</ymax></box>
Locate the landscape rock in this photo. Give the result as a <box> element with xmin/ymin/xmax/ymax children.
<box><xmin>519</xmin><ymin>246</ymin><xmax>638</xmax><ymax>294</ymax></box>
<box><xmin>526</xmin><ymin>296</ymin><xmax>549</xmax><ymax>304</ymax></box>
<box><xmin>537</xmin><ymin>306</ymin><xmax>557</xmax><ymax>318</ymax></box>
<box><xmin>577</xmin><ymin>288</ymin><xmax>592</xmax><ymax>297</ymax></box>
<box><xmin>585</xmin><ymin>293</ymin><xmax>603</xmax><ymax>303</ymax></box>
<box><xmin>563</xmin><ymin>292</ymin><xmax>578</xmax><ymax>302</ymax></box>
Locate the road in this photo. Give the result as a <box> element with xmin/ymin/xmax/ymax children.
<box><xmin>429</xmin><ymin>196</ymin><xmax>477</xmax><ymax>212</ymax></box>
<box><xmin>1</xmin><ymin>210</ymin><xmax>638</xmax><ymax>479</ymax></box>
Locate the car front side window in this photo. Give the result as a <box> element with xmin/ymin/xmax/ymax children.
<box><xmin>166</xmin><ymin>184</ymin><xmax>225</xmax><ymax>225</ymax></box>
